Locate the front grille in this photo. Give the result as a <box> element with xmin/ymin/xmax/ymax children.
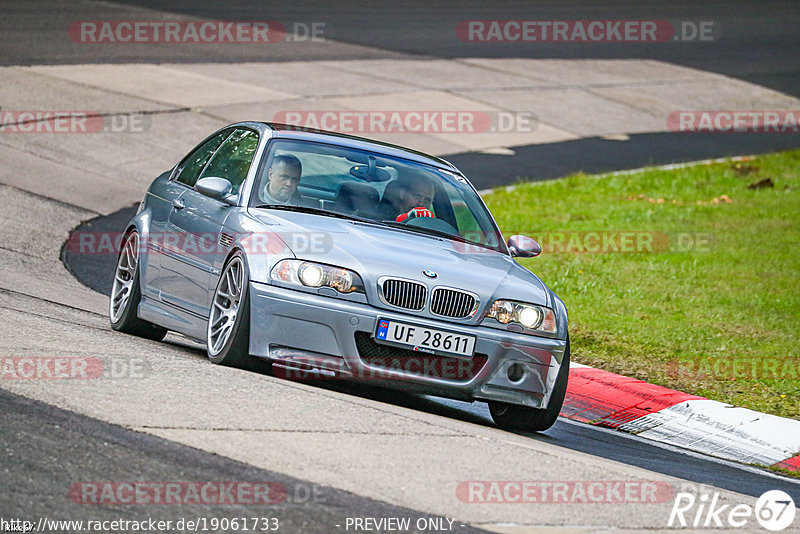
<box><xmin>354</xmin><ymin>332</ymin><xmax>488</xmax><ymax>382</ymax></box>
<box><xmin>381</xmin><ymin>278</ymin><xmax>427</xmax><ymax>310</ymax></box>
<box><xmin>430</xmin><ymin>288</ymin><xmax>477</xmax><ymax>318</ymax></box>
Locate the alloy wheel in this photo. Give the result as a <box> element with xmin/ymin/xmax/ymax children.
<box><xmin>208</xmin><ymin>257</ymin><xmax>244</xmax><ymax>355</ymax></box>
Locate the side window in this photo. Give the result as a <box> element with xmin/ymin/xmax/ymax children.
<box><xmin>199</xmin><ymin>129</ymin><xmax>260</xmax><ymax>195</ymax></box>
<box><xmin>445</xmin><ymin>186</ymin><xmax>482</xmax><ymax>238</ymax></box>
<box><xmin>174</xmin><ymin>130</ymin><xmax>231</xmax><ymax>187</ymax></box>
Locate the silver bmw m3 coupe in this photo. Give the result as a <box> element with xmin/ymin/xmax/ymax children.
<box><xmin>109</xmin><ymin>122</ymin><xmax>569</xmax><ymax>432</ymax></box>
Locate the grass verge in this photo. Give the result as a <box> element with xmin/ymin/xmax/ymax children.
<box><xmin>768</xmin><ymin>464</ymin><xmax>800</xmax><ymax>479</ymax></box>
<box><xmin>483</xmin><ymin>150</ymin><xmax>800</xmax><ymax>419</ymax></box>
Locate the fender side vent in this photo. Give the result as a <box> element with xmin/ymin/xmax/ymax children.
<box><xmin>219</xmin><ymin>233</ymin><xmax>234</xmax><ymax>248</ymax></box>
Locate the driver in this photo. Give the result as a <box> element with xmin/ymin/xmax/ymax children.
<box><xmin>261</xmin><ymin>154</ymin><xmax>302</xmax><ymax>204</ymax></box>
<box><xmin>377</xmin><ymin>173</ymin><xmax>435</xmax><ymax>222</ymax></box>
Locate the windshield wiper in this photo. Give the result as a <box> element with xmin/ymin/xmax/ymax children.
<box><xmin>253</xmin><ymin>204</ymin><xmax>371</xmax><ymax>223</ymax></box>
<box><xmin>380</xmin><ymin>221</ymin><xmax>452</xmax><ymax>240</ymax></box>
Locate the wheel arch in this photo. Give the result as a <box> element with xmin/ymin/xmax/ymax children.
<box><xmin>123</xmin><ymin>213</ymin><xmax>148</xmax><ymax>279</ymax></box>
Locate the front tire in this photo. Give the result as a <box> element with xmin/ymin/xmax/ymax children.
<box><xmin>489</xmin><ymin>337</ymin><xmax>570</xmax><ymax>433</ymax></box>
<box><xmin>109</xmin><ymin>230</ymin><xmax>167</xmax><ymax>341</ymax></box>
<box><xmin>207</xmin><ymin>252</ymin><xmax>252</xmax><ymax>368</ymax></box>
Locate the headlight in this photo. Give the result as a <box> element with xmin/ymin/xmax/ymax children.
<box><xmin>487</xmin><ymin>300</ymin><xmax>557</xmax><ymax>333</ymax></box>
<box><xmin>298</xmin><ymin>263</ymin><xmax>324</xmax><ymax>287</ymax></box>
<box><xmin>270</xmin><ymin>260</ymin><xmax>364</xmax><ymax>294</ymax></box>
<box><xmin>517</xmin><ymin>306</ymin><xmax>542</xmax><ymax>329</ymax></box>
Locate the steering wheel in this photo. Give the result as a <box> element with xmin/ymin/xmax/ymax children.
<box><xmin>405</xmin><ymin>215</ymin><xmax>459</xmax><ymax>236</ymax></box>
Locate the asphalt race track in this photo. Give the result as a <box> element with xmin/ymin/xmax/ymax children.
<box><xmin>107</xmin><ymin>0</ymin><xmax>800</xmax><ymax>183</ymax></box>
<box><xmin>0</xmin><ymin>389</ymin><xmax>489</xmax><ymax>533</ymax></box>
<box><xmin>4</xmin><ymin>1</ymin><xmax>800</xmax><ymax>184</ymax></box>
<box><xmin>2</xmin><ymin>1</ymin><xmax>800</xmax><ymax>532</ymax></box>
<box><xmin>7</xmin><ymin>1</ymin><xmax>800</xmax><ymax>96</ymax></box>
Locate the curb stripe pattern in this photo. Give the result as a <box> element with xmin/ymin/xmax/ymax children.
<box><xmin>773</xmin><ymin>455</ymin><xmax>800</xmax><ymax>472</ymax></box>
<box><xmin>563</xmin><ymin>364</ymin><xmax>800</xmax><ymax>471</ymax></box>
<box><xmin>562</xmin><ymin>366</ymin><xmax>703</xmax><ymax>426</ymax></box>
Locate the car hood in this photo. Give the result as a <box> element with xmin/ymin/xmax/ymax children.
<box><xmin>252</xmin><ymin>211</ymin><xmax>551</xmax><ymax>313</ymax></box>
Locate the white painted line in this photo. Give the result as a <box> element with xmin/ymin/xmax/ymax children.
<box><xmin>558</xmin><ymin>417</ymin><xmax>800</xmax><ymax>485</ymax></box>
<box><xmin>597</xmin><ymin>154</ymin><xmax>754</xmax><ymax>178</ymax></box>
<box><xmin>619</xmin><ymin>399</ymin><xmax>800</xmax><ymax>465</ymax></box>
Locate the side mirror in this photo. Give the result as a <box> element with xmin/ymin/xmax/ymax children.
<box><xmin>507</xmin><ymin>235</ymin><xmax>541</xmax><ymax>258</ymax></box>
<box><xmin>195</xmin><ymin>177</ymin><xmax>236</xmax><ymax>205</ymax></box>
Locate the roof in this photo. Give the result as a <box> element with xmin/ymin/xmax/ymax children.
<box><xmin>260</xmin><ymin>122</ymin><xmax>460</xmax><ymax>172</ymax></box>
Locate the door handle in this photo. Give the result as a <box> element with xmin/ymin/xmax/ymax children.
<box><xmin>172</xmin><ymin>198</ymin><xmax>185</xmax><ymax>210</ymax></box>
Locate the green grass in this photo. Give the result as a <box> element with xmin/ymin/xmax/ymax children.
<box><xmin>483</xmin><ymin>150</ymin><xmax>800</xmax><ymax>419</ymax></box>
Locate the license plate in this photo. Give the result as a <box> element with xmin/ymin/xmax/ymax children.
<box><xmin>374</xmin><ymin>319</ymin><xmax>476</xmax><ymax>357</ymax></box>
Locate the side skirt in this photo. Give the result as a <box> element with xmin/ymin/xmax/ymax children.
<box><xmin>138</xmin><ymin>296</ymin><xmax>207</xmax><ymax>342</ymax></box>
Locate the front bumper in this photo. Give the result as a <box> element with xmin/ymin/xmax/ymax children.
<box><xmin>249</xmin><ymin>281</ymin><xmax>568</xmax><ymax>409</ymax></box>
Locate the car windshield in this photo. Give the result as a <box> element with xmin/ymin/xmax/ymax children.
<box><xmin>250</xmin><ymin>139</ymin><xmax>506</xmax><ymax>253</ymax></box>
